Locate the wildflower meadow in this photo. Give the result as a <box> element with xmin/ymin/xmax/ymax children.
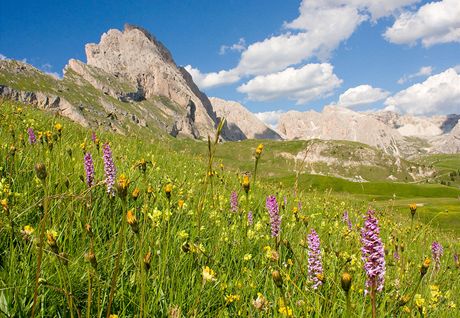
<box><xmin>0</xmin><ymin>100</ymin><xmax>459</xmax><ymax>317</ymax></box>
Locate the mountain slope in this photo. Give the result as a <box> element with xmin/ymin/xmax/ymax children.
<box><xmin>209</xmin><ymin>97</ymin><xmax>281</xmax><ymax>140</ymax></box>
<box><xmin>277</xmin><ymin>106</ymin><xmax>460</xmax><ymax>156</ymax></box>
<box><xmin>0</xmin><ymin>24</ymin><xmax>223</xmax><ymax>139</ymax></box>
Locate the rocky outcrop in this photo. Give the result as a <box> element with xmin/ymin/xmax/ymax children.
<box><xmin>277</xmin><ymin>106</ymin><xmax>460</xmax><ymax>155</ymax></box>
<box><xmin>277</xmin><ymin>106</ymin><xmax>402</xmax><ymax>154</ymax></box>
<box><xmin>209</xmin><ymin>97</ymin><xmax>282</xmax><ymax>140</ymax></box>
<box><xmin>372</xmin><ymin>110</ymin><xmax>460</xmax><ymax>137</ymax></box>
<box><xmin>77</xmin><ymin>24</ymin><xmax>218</xmax><ymax>139</ymax></box>
<box><xmin>430</xmin><ymin>120</ymin><xmax>460</xmax><ymax>154</ymax></box>
<box><xmin>0</xmin><ymin>85</ymin><xmax>88</xmax><ymax>126</ymax></box>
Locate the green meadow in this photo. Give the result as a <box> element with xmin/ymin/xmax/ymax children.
<box><xmin>0</xmin><ymin>100</ymin><xmax>459</xmax><ymax>317</ymax></box>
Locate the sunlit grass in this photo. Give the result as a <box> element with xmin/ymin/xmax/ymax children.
<box><xmin>0</xmin><ymin>100</ymin><xmax>459</xmax><ymax>317</ymax></box>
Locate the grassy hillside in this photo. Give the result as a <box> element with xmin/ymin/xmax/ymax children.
<box><xmin>172</xmin><ymin>138</ymin><xmax>433</xmax><ymax>183</ymax></box>
<box><xmin>0</xmin><ymin>60</ymin><xmax>183</xmax><ymax>137</ymax></box>
<box><xmin>416</xmin><ymin>154</ymin><xmax>460</xmax><ymax>188</ymax></box>
<box><xmin>0</xmin><ymin>100</ymin><xmax>459</xmax><ymax>317</ymax></box>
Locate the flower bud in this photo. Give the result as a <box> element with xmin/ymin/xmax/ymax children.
<box><xmin>143</xmin><ymin>251</ymin><xmax>152</xmax><ymax>271</ymax></box>
<box><xmin>420</xmin><ymin>257</ymin><xmax>430</xmax><ymax>277</ymax></box>
<box><xmin>242</xmin><ymin>174</ymin><xmax>250</xmax><ymax>194</ymax></box>
<box><xmin>341</xmin><ymin>272</ymin><xmax>352</xmax><ymax>292</ymax></box>
<box><xmin>255</xmin><ymin>144</ymin><xmax>264</xmax><ymax>158</ymax></box>
<box><xmin>131</xmin><ymin>187</ymin><xmax>140</xmax><ymax>201</ymax></box>
<box><xmin>35</xmin><ymin>163</ymin><xmax>47</xmax><ymax>181</ymax></box>
<box><xmin>85</xmin><ymin>251</ymin><xmax>98</xmax><ymax>270</ymax></box>
<box><xmin>127</xmin><ymin>210</ymin><xmax>139</xmax><ymax>234</ymax></box>
<box><xmin>46</xmin><ymin>230</ymin><xmax>59</xmax><ymax>254</ymax></box>
<box><xmin>116</xmin><ymin>174</ymin><xmax>130</xmax><ymax>199</ymax></box>
<box><xmin>272</xmin><ymin>270</ymin><xmax>283</xmax><ymax>289</ymax></box>
<box><xmin>165</xmin><ymin>183</ymin><xmax>173</xmax><ymax>200</ymax></box>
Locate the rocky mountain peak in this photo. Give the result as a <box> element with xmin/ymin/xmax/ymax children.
<box><xmin>70</xmin><ymin>24</ymin><xmax>221</xmax><ymax>138</ymax></box>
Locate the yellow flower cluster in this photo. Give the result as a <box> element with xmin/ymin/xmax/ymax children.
<box><xmin>202</xmin><ymin>266</ymin><xmax>216</xmax><ymax>283</ymax></box>
<box><xmin>224</xmin><ymin>294</ymin><xmax>240</xmax><ymax>304</ymax></box>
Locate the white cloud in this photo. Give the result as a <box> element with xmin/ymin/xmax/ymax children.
<box><xmin>236</xmin><ymin>4</ymin><xmax>366</xmax><ymax>76</ymax></box>
<box><xmin>384</xmin><ymin>68</ymin><xmax>460</xmax><ymax>115</ymax></box>
<box><xmin>219</xmin><ymin>38</ymin><xmax>246</xmax><ymax>55</ymax></box>
<box><xmin>237</xmin><ymin>63</ymin><xmax>342</xmax><ymax>104</ymax></box>
<box><xmin>183</xmin><ymin>65</ymin><xmax>240</xmax><ymax>89</ymax></box>
<box><xmin>186</xmin><ymin>0</ymin><xmax>420</xmax><ymax>93</ymax></box>
<box><xmin>254</xmin><ymin>110</ymin><xmax>285</xmax><ymax>129</ymax></box>
<box><xmin>384</xmin><ymin>0</ymin><xmax>460</xmax><ymax>46</ymax></box>
<box><xmin>0</xmin><ymin>53</ymin><xmax>7</xmax><ymax>60</ymax></box>
<box><xmin>351</xmin><ymin>0</ymin><xmax>421</xmax><ymax>20</ymax></box>
<box><xmin>397</xmin><ymin>65</ymin><xmax>433</xmax><ymax>84</ymax></box>
<box><xmin>338</xmin><ymin>85</ymin><xmax>390</xmax><ymax>107</ymax></box>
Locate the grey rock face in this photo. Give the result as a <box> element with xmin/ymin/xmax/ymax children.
<box><xmin>81</xmin><ymin>24</ymin><xmax>218</xmax><ymax>139</ymax></box>
<box><xmin>277</xmin><ymin>106</ymin><xmax>460</xmax><ymax>155</ymax></box>
<box><xmin>209</xmin><ymin>97</ymin><xmax>282</xmax><ymax>141</ymax></box>
<box><xmin>430</xmin><ymin>120</ymin><xmax>460</xmax><ymax>154</ymax></box>
<box><xmin>0</xmin><ymin>85</ymin><xmax>88</xmax><ymax>126</ymax></box>
<box><xmin>278</xmin><ymin>106</ymin><xmax>402</xmax><ymax>154</ymax></box>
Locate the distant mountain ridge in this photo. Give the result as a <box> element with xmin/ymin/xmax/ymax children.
<box><xmin>276</xmin><ymin>106</ymin><xmax>460</xmax><ymax>156</ymax></box>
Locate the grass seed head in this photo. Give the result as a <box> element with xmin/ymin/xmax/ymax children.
<box><xmin>34</xmin><ymin>163</ymin><xmax>47</xmax><ymax>181</ymax></box>
<box><xmin>272</xmin><ymin>270</ymin><xmax>283</xmax><ymax>289</ymax></box>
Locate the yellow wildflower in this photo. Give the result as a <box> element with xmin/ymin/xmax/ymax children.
<box><xmin>243</xmin><ymin>253</ymin><xmax>252</xmax><ymax>261</ymax></box>
<box><xmin>1</xmin><ymin>198</ymin><xmax>7</xmax><ymax>211</ymax></box>
<box><xmin>202</xmin><ymin>266</ymin><xmax>216</xmax><ymax>283</ymax></box>
<box><xmin>131</xmin><ymin>187</ymin><xmax>140</xmax><ymax>200</ymax></box>
<box><xmin>165</xmin><ymin>183</ymin><xmax>173</xmax><ymax>199</ymax></box>
<box><xmin>22</xmin><ymin>225</ymin><xmax>35</xmax><ymax>235</ymax></box>
<box><xmin>116</xmin><ymin>174</ymin><xmax>130</xmax><ymax>198</ymax></box>
<box><xmin>224</xmin><ymin>294</ymin><xmax>240</xmax><ymax>304</ymax></box>
<box><xmin>255</xmin><ymin>144</ymin><xmax>264</xmax><ymax>156</ymax></box>
<box><xmin>126</xmin><ymin>210</ymin><xmax>136</xmax><ymax>224</ymax></box>
<box><xmin>54</xmin><ymin>123</ymin><xmax>63</xmax><ymax>133</ymax></box>
<box><xmin>242</xmin><ymin>174</ymin><xmax>250</xmax><ymax>193</ymax></box>
<box><xmin>409</xmin><ymin>203</ymin><xmax>417</xmax><ymax>216</ymax></box>
<box><xmin>278</xmin><ymin>298</ymin><xmax>292</xmax><ymax>317</ymax></box>
<box><xmin>415</xmin><ymin>294</ymin><xmax>425</xmax><ymax>308</ymax></box>
<box><xmin>177</xmin><ymin>230</ymin><xmax>189</xmax><ymax>239</ymax></box>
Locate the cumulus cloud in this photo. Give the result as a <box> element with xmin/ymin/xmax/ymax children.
<box><xmin>183</xmin><ymin>65</ymin><xmax>240</xmax><ymax>89</ymax></box>
<box><xmin>236</xmin><ymin>4</ymin><xmax>365</xmax><ymax>76</ymax></box>
<box><xmin>219</xmin><ymin>38</ymin><xmax>246</xmax><ymax>55</ymax></box>
<box><xmin>384</xmin><ymin>68</ymin><xmax>460</xmax><ymax>115</ymax></box>
<box><xmin>397</xmin><ymin>66</ymin><xmax>433</xmax><ymax>84</ymax></box>
<box><xmin>384</xmin><ymin>0</ymin><xmax>460</xmax><ymax>46</ymax></box>
<box><xmin>187</xmin><ymin>0</ymin><xmax>419</xmax><ymax>92</ymax></box>
<box><xmin>237</xmin><ymin>63</ymin><xmax>342</xmax><ymax>104</ymax></box>
<box><xmin>338</xmin><ymin>85</ymin><xmax>390</xmax><ymax>107</ymax></box>
<box><xmin>0</xmin><ymin>53</ymin><xmax>7</xmax><ymax>60</ymax></box>
<box><xmin>254</xmin><ymin>110</ymin><xmax>285</xmax><ymax>130</ymax></box>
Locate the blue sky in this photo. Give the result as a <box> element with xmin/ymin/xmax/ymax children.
<box><xmin>1</xmin><ymin>0</ymin><xmax>460</xmax><ymax>120</ymax></box>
